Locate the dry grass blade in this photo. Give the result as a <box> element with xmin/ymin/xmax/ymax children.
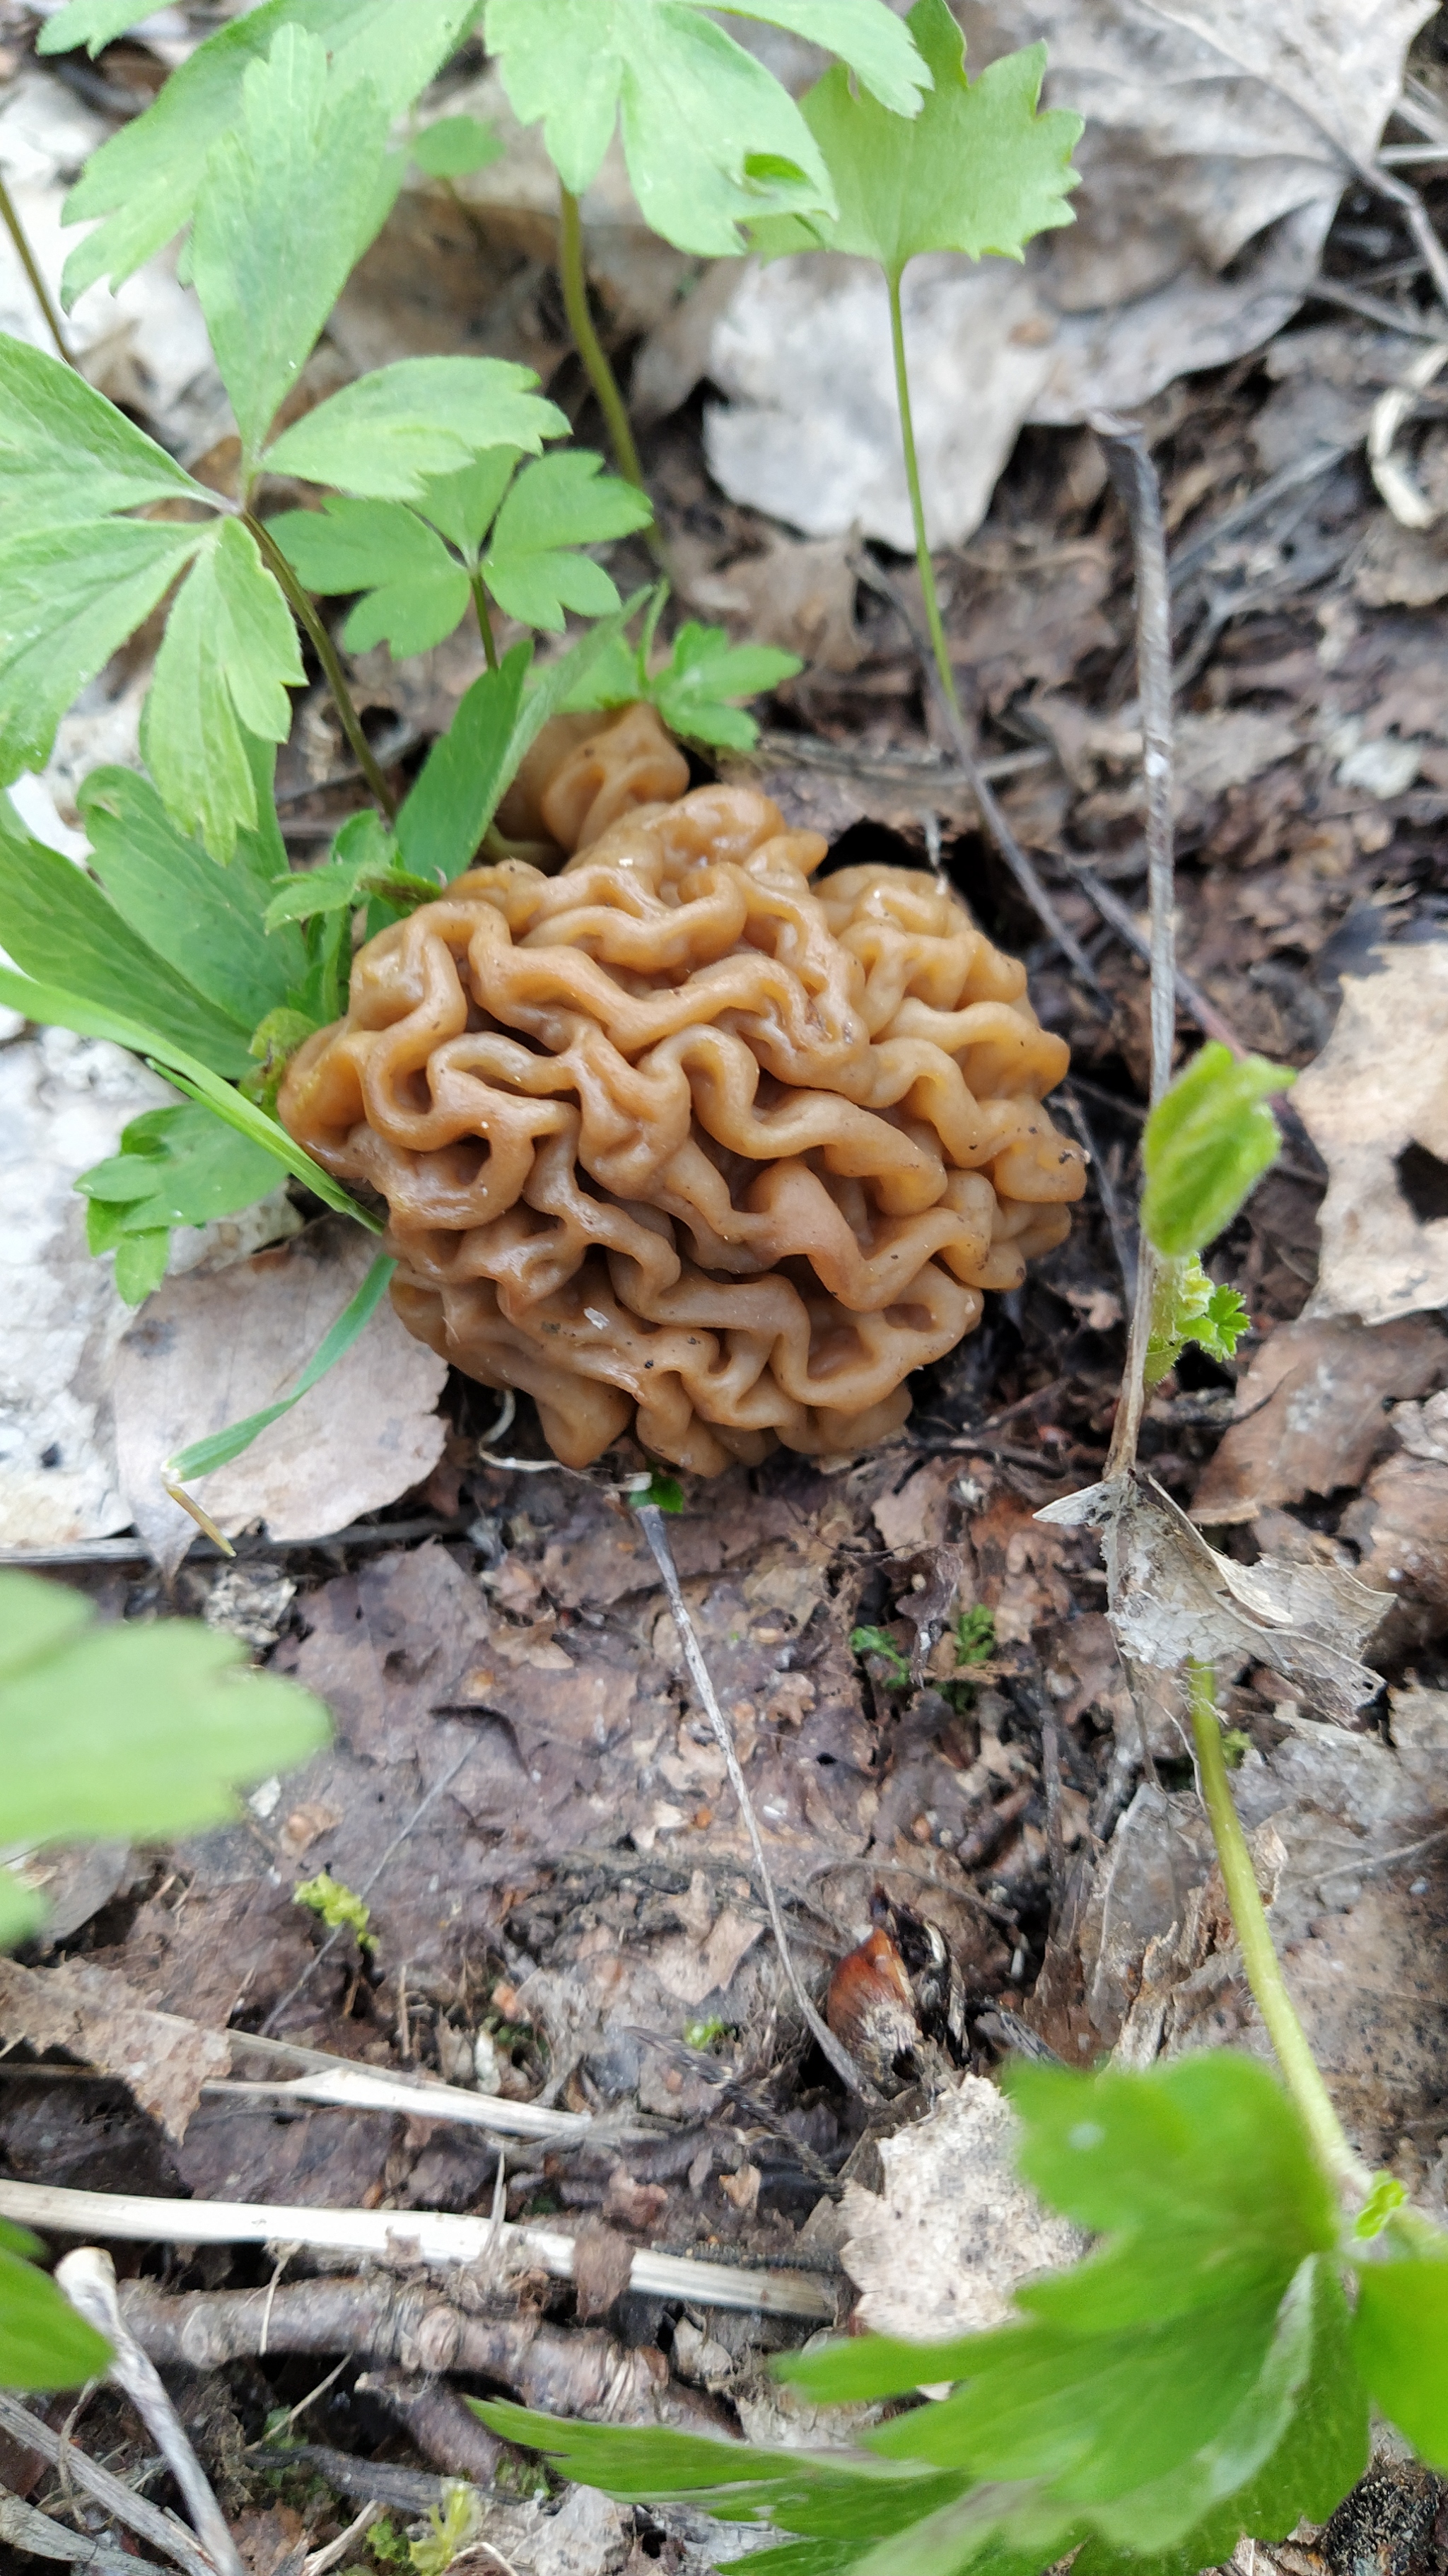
<box><xmin>0</xmin><ymin>2394</ymin><xmax>221</xmax><ymax>2576</ymax></box>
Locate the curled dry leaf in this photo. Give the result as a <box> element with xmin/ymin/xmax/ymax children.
<box><xmin>1292</xmin><ymin>941</ymin><xmax>1448</xmax><ymax>1328</ymax></box>
<box><xmin>0</xmin><ymin>1955</ymin><xmax>228</xmax><ymax>2142</ymax></box>
<box><xmin>643</xmin><ymin>0</ymin><xmax>1433</xmax><ymax>546</ymax></box>
<box><xmin>1041</xmin><ymin>1474</ymin><xmax>1390</xmax><ymax>1723</ymax></box>
<box><xmin>840</xmin><ymin>2074</ymin><xmax>1085</xmax><ymax>2343</ymax></box>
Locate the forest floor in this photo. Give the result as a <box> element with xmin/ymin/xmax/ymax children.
<box><xmin>4</xmin><ymin>5</ymin><xmax>1448</xmax><ymax>2572</ymax></box>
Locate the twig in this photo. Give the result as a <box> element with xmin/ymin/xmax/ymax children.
<box><xmin>55</xmin><ymin>2252</ymin><xmax>243</xmax><ymax>2576</ymax></box>
<box><xmin>854</xmin><ymin>554</ymin><xmax>1113</xmax><ymax>1012</ymax></box>
<box><xmin>1167</xmin><ymin>445</ymin><xmax>1350</xmax><ymax>588</ymax></box>
<box><xmin>0</xmin><ymin>2484</ymin><xmax>151</xmax><ymax>2575</ymax></box>
<box><xmin>1090</xmin><ymin>415</ymin><xmax>1177</xmax><ymax>1481</ymax></box>
<box><xmin>245</xmin><ymin>515</ymin><xmax>398</xmax><ymax>820</ymax></box>
<box><xmin>1313</xmin><ymin>1822</ymin><xmax>1448</xmax><ymax>1887</ymax></box>
<box><xmin>0</xmin><ymin>172</ymin><xmax>74</xmax><ymax>368</ymax></box>
<box><xmin>303</xmin><ymin>2500</ymin><xmax>383</xmax><ymax>2576</ymax></box>
<box><xmin>0</xmin><ymin>1511</ymin><xmax>473</xmax><ymax>1569</ymax></box>
<box><xmin>262</xmin><ymin>1752</ymin><xmax>470</xmax><ymax>2032</ymax></box>
<box><xmin>1056</xmin><ymin>1082</ymin><xmax>1138</xmax><ymax>1308</ymax></box>
<box><xmin>0</xmin><ymin>2395</ymin><xmax>219</xmax><ymax>2576</ymax></box>
<box><xmin>750</xmin><ymin>730</ymin><xmax>1052</xmax><ymax>793</ymax></box>
<box><xmin>636</xmin><ymin>1504</ymin><xmax>880</xmax><ymax>2104</ymax></box>
<box><xmin>202</xmin><ymin>2066</ymin><xmax>589</xmax><ymax>2143</ymax></box>
<box><xmin>0</xmin><ymin>2181</ymin><xmax>834</xmax><ymax>2319</ymax></box>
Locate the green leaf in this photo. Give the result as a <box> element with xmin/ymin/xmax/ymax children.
<box><xmin>481</xmin><ymin>449</ymin><xmax>655</xmax><ymax>631</ymax></box>
<box><xmin>264</xmin><ymin>810</ymin><xmax>417</xmax><ymax>930</ymax></box>
<box><xmin>633</xmin><ymin>1472</ymin><xmax>684</xmax><ymax>1514</ymax></box>
<box><xmin>648</xmin><ymin>621</ymin><xmax>799</xmax><ymax>749</ymax></box>
<box><xmin>263</xmin><ymin>358</ymin><xmax>566</xmax><ymax>503</ymax></box>
<box><xmin>166</xmin><ymin>1253</ymin><xmax>398</xmax><ymax>1482</ymax></box>
<box><xmin>416</xmin><ymin>450</ymin><xmax>521</xmax><ymax>561</ymax></box>
<box><xmin>0</xmin><ymin>797</ymin><xmax>254</xmax><ymax>1075</ymax></box>
<box><xmin>0</xmin><ymin>1563</ymin><xmax>330</xmax><ymax>1856</ymax></box>
<box><xmin>189</xmin><ymin>26</ymin><xmax>395</xmax><ymax>476</ymax></box>
<box><xmin>0</xmin><ymin>2231</ymin><xmax>112</xmax><ymax>2391</ymax></box>
<box><xmin>81</xmin><ymin>764</ymin><xmax>305</xmax><ymax>1027</ymax></box>
<box><xmin>294</xmin><ymin>1867</ymin><xmax>377</xmax><ymax>1953</ymax></box>
<box><xmin>0</xmin><ymin>517</ymin><xmax>202</xmax><ymax>784</ymax></box>
<box><xmin>76</xmin><ymin>1103</ymin><xmax>287</xmax><ymax>1304</ymax></box>
<box><xmin>849</xmin><ymin>1625</ymin><xmax>911</xmax><ymax>1688</ymax></box>
<box><xmin>760</xmin><ymin>0</ymin><xmax>1081</xmax><ymax>281</ymax></box>
<box><xmin>113</xmin><ymin>1227</ymin><xmax>173</xmax><ymax>1304</ymax></box>
<box><xmin>37</xmin><ymin>0</ymin><xmax>166</xmax><ymax>54</ymax></box>
<box><xmin>395</xmin><ymin>643</ymin><xmax>532</xmax><ymax>881</ymax></box>
<box><xmin>469</xmin><ymin>2402</ymin><xmax>947</xmax><ymax>2523</ymax></box>
<box><xmin>59</xmin><ymin>0</ymin><xmax>483</xmax><ymax>305</ymax></box>
<box><xmin>141</xmin><ymin>518</ymin><xmax>303</xmax><ymax>862</ymax></box>
<box><xmin>0</xmin><ymin>333</ymin><xmax>207</xmax><ymax>532</ymax></box>
<box><xmin>481</xmin><ymin>0</ymin><xmax>929</xmax><ymax>254</ymax></box>
<box><xmin>411</xmin><ymin>115</ymin><xmax>504</xmax><ymax>178</ymax></box>
<box><xmin>1145</xmin><ymin>1256</ymin><xmax>1250</xmax><ymax>1388</ymax></box>
<box><xmin>268</xmin><ymin>498</ymin><xmax>472</xmax><ymax>658</ymax></box>
<box><xmin>1141</xmin><ymin>1043</ymin><xmax>1295</xmax><ymax>1260</ymax></box>
<box><xmin>1350</xmin><ymin>2255</ymin><xmax>1448</xmax><ymax>2468</ymax></box>
<box><xmin>0</xmin><ymin>962</ymin><xmax>383</xmax><ymax>1230</ymax></box>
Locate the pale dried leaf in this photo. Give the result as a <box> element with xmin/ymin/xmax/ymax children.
<box><xmin>1293</xmin><ymin>942</ymin><xmax>1448</xmax><ymax>1326</ymax></box>
<box><xmin>1190</xmin><ymin>1316</ymin><xmax>1447</xmax><ymax>1524</ymax></box>
<box><xmin>0</xmin><ymin>1956</ymin><xmax>228</xmax><ymax>2141</ymax></box>
<box><xmin>840</xmin><ymin>2074</ymin><xmax>1084</xmax><ymax>2343</ymax></box>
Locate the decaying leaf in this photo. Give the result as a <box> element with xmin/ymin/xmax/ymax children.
<box><xmin>0</xmin><ymin>1956</ymin><xmax>228</xmax><ymax>2141</ymax></box>
<box><xmin>1292</xmin><ymin>942</ymin><xmax>1448</xmax><ymax>1328</ymax></box>
<box><xmin>1041</xmin><ymin>1474</ymin><xmax>1390</xmax><ymax>1723</ymax></box>
<box><xmin>643</xmin><ymin>0</ymin><xmax>1434</xmax><ymax>546</ymax></box>
<box><xmin>110</xmin><ymin>1215</ymin><xmax>448</xmax><ymax>1572</ymax></box>
<box><xmin>840</xmin><ymin>2074</ymin><xmax>1085</xmax><ymax>2344</ymax></box>
<box><xmin>1191</xmin><ymin>1316</ymin><xmax>1447</xmax><ymax>1525</ymax></box>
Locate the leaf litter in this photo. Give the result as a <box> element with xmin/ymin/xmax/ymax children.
<box><xmin>9</xmin><ymin>0</ymin><xmax>1448</xmax><ymax>2563</ymax></box>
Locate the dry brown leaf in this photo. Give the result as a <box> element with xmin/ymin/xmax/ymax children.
<box><xmin>1191</xmin><ymin>1316</ymin><xmax>1447</xmax><ymax>1524</ymax></box>
<box><xmin>1041</xmin><ymin>1475</ymin><xmax>1390</xmax><ymax>1722</ymax></box>
<box><xmin>841</xmin><ymin>2076</ymin><xmax>1084</xmax><ymax>2343</ymax></box>
<box><xmin>0</xmin><ymin>1957</ymin><xmax>228</xmax><ymax>2142</ymax></box>
<box><xmin>110</xmin><ymin>1216</ymin><xmax>448</xmax><ymax>1572</ymax></box>
<box><xmin>1293</xmin><ymin>942</ymin><xmax>1448</xmax><ymax>1326</ymax></box>
<box><xmin>1341</xmin><ymin>1451</ymin><xmax>1448</xmax><ymax>1644</ymax></box>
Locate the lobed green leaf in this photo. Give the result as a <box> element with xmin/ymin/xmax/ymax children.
<box><xmin>141</xmin><ymin>519</ymin><xmax>303</xmax><ymax>862</ymax></box>
<box><xmin>81</xmin><ymin>761</ymin><xmax>306</xmax><ymax>1026</ymax></box>
<box><xmin>481</xmin><ymin>449</ymin><xmax>654</xmax><ymax>631</ymax></box>
<box><xmin>1350</xmin><ymin>2254</ymin><xmax>1448</xmax><ymax>2469</ymax></box>
<box><xmin>757</xmin><ymin>0</ymin><xmax>1081</xmax><ymax>279</ymax></box>
<box><xmin>0</xmin><ymin>2231</ymin><xmax>112</xmax><ymax>2390</ymax></box>
<box><xmin>650</xmin><ymin>621</ymin><xmax>800</xmax><ymax>747</ymax></box>
<box><xmin>262</xmin><ymin>357</ymin><xmax>566</xmax><ymax>503</ymax></box>
<box><xmin>78</xmin><ymin>1103</ymin><xmax>286</xmax><ymax>1302</ymax></box>
<box><xmin>268</xmin><ymin>498</ymin><xmax>472</xmax><ymax>659</ymax></box>
<box><xmin>411</xmin><ymin>114</ymin><xmax>504</xmax><ymax>178</ymax></box>
<box><xmin>0</xmin><ymin>333</ymin><xmax>208</xmax><ymax>534</ymax></box>
<box><xmin>1141</xmin><ymin>1042</ymin><xmax>1294</xmax><ymax>1259</ymax></box>
<box><xmin>416</xmin><ymin>450</ymin><xmax>522</xmax><ymax>560</ymax></box>
<box><xmin>189</xmin><ymin>26</ymin><xmax>395</xmax><ymax>475</ymax></box>
<box><xmin>0</xmin><ymin>517</ymin><xmax>202</xmax><ymax>785</ymax></box>
<box><xmin>59</xmin><ymin>0</ymin><xmax>481</xmax><ymax>305</ymax></box>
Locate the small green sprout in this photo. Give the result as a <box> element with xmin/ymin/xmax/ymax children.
<box><xmin>1220</xmin><ymin>1728</ymin><xmax>1252</xmax><ymax>1772</ymax></box>
<box><xmin>954</xmin><ymin>1605</ymin><xmax>996</xmax><ymax>1667</ymax></box>
<box><xmin>1145</xmin><ymin>1255</ymin><xmax>1251</xmax><ymax>1388</ymax></box>
<box><xmin>1141</xmin><ymin>1042</ymin><xmax>1295</xmax><ymax>1260</ymax></box>
<box><xmin>683</xmin><ymin>2015</ymin><xmax>730</xmax><ymax>2051</ymax></box>
<box><xmin>850</xmin><ymin>1624</ymin><xmax>911</xmax><ymax>1688</ymax></box>
<box><xmin>632</xmin><ymin>1471</ymin><xmax>684</xmax><ymax>1514</ymax></box>
<box><xmin>409</xmin><ymin>2484</ymin><xmax>481</xmax><ymax>2576</ymax></box>
<box><xmin>368</xmin><ymin>2519</ymin><xmax>409</xmax><ymax>2568</ymax></box>
<box><xmin>293</xmin><ymin>1869</ymin><xmax>376</xmax><ymax>1954</ymax></box>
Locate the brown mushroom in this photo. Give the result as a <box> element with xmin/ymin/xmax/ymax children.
<box><xmin>279</xmin><ymin>704</ymin><xmax>1086</xmax><ymax>1475</ymax></box>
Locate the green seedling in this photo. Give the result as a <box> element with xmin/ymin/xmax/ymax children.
<box><xmin>0</xmin><ymin>1569</ymin><xmax>328</xmax><ymax>2382</ymax></box>
<box><xmin>850</xmin><ymin>1624</ymin><xmax>911</xmax><ymax>1689</ymax></box>
<box><xmin>1140</xmin><ymin>1043</ymin><xmax>1293</xmax><ymax>1381</ymax></box>
<box><xmin>953</xmin><ymin>1605</ymin><xmax>996</xmax><ymax>1667</ymax></box>
<box><xmin>682</xmin><ymin>2016</ymin><xmax>731</xmax><ymax>2050</ymax></box>
<box><xmin>632</xmin><ymin>1471</ymin><xmax>685</xmax><ymax>1514</ymax></box>
<box><xmin>293</xmin><ymin>1870</ymin><xmax>378</xmax><ymax>1955</ymax></box>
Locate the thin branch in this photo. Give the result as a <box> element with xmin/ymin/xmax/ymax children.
<box><xmin>0</xmin><ymin>173</ymin><xmax>74</xmax><ymax>367</ymax></box>
<box><xmin>55</xmin><ymin>2252</ymin><xmax>243</xmax><ymax>2576</ymax></box>
<box><xmin>303</xmin><ymin>2501</ymin><xmax>383</xmax><ymax>2576</ymax></box>
<box><xmin>1065</xmin><ymin>861</ymin><xmax>1242</xmax><ymax>1055</ymax></box>
<box><xmin>0</xmin><ymin>2396</ymin><xmax>219</xmax><ymax>2576</ymax></box>
<box><xmin>245</xmin><ymin>515</ymin><xmax>398</xmax><ymax>819</ymax></box>
<box><xmin>1055</xmin><ymin>1082</ymin><xmax>1138</xmax><ymax>1309</ymax></box>
<box><xmin>0</xmin><ymin>2484</ymin><xmax>151</xmax><ymax>2576</ymax></box>
<box><xmin>856</xmin><ymin>554</ymin><xmax>1113</xmax><ymax>1013</ymax></box>
<box><xmin>636</xmin><ymin>1504</ymin><xmax>880</xmax><ymax>2103</ymax></box>
<box><xmin>0</xmin><ymin>2181</ymin><xmax>835</xmax><ymax>2319</ymax></box>
<box><xmin>1090</xmin><ymin>416</ymin><xmax>1178</xmax><ymax>1480</ymax></box>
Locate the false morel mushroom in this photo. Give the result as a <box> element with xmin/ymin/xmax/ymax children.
<box><xmin>280</xmin><ymin>706</ymin><xmax>1085</xmax><ymax>1475</ymax></box>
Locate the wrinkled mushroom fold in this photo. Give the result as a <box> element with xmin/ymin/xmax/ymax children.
<box><xmin>281</xmin><ymin>705</ymin><xmax>1086</xmax><ymax>1474</ymax></box>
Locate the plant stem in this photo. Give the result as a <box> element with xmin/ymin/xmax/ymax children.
<box><xmin>0</xmin><ymin>171</ymin><xmax>74</xmax><ymax>369</ymax></box>
<box><xmin>1188</xmin><ymin>1663</ymin><xmax>1372</xmax><ymax>2205</ymax></box>
<box><xmin>470</xmin><ymin>568</ymin><xmax>499</xmax><ymax>672</ymax></box>
<box><xmin>247</xmin><ymin>515</ymin><xmax>398</xmax><ymax>820</ymax></box>
<box><xmin>558</xmin><ymin>185</ymin><xmax>667</xmax><ymax>566</ymax></box>
<box><xmin>886</xmin><ymin>264</ymin><xmax>957</xmax><ymax>717</ymax></box>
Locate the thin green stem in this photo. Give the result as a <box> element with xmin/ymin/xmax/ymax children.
<box><xmin>0</xmin><ymin>172</ymin><xmax>74</xmax><ymax>370</ymax></box>
<box><xmin>470</xmin><ymin>568</ymin><xmax>499</xmax><ymax>672</ymax></box>
<box><xmin>886</xmin><ymin>264</ymin><xmax>957</xmax><ymax>719</ymax></box>
<box><xmin>558</xmin><ymin>185</ymin><xmax>646</xmax><ymax>491</ymax></box>
<box><xmin>247</xmin><ymin>515</ymin><xmax>398</xmax><ymax>820</ymax></box>
<box><xmin>1189</xmin><ymin>1663</ymin><xmax>1372</xmax><ymax>2206</ymax></box>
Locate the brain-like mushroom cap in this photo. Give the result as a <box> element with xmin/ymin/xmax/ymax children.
<box><xmin>280</xmin><ymin>713</ymin><xmax>1085</xmax><ymax>1475</ymax></box>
